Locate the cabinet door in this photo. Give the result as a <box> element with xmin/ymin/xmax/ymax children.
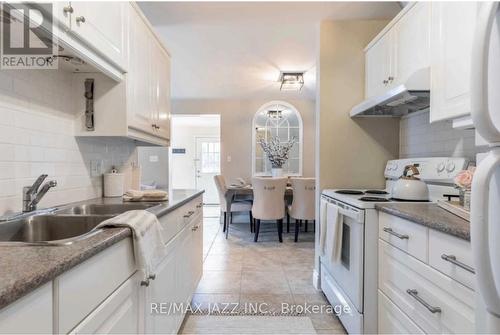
<box><xmin>393</xmin><ymin>2</ymin><xmax>430</xmax><ymax>86</ymax></box>
<box><xmin>71</xmin><ymin>273</ymin><xmax>141</xmax><ymax>334</ymax></box>
<box><xmin>127</xmin><ymin>6</ymin><xmax>156</xmax><ymax>136</ymax></box>
<box><xmin>156</xmin><ymin>49</ymin><xmax>172</xmax><ymax>142</ymax></box>
<box><xmin>430</xmin><ymin>2</ymin><xmax>478</xmax><ymax>122</ymax></box>
<box><xmin>148</xmin><ymin>246</ymin><xmax>180</xmax><ymax>335</ymax></box>
<box><xmin>70</xmin><ymin>1</ymin><xmax>127</xmax><ymax>70</ymax></box>
<box><xmin>365</xmin><ymin>32</ymin><xmax>392</xmax><ymax>98</ymax></box>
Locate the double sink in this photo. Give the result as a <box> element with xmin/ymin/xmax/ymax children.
<box><xmin>0</xmin><ymin>203</ymin><xmax>161</xmax><ymax>246</ymax></box>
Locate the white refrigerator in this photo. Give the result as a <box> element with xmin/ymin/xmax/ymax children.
<box><xmin>471</xmin><ymin>2</ymin><xmax>500</xmax><ymax>333</ymax></box>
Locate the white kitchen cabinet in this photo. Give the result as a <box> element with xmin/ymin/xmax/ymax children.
<box><xmin>365</xmin><ymin>31</ymin><xmax>393</xmax><ymax>98</ymax></box>
<box><xmin>430</xmin><ymin>2</ymin><xmax>478</xmax><ymax>123</ymax></box>
<box><xmin>68</xmin><ymin>2</ymin><xmax>128</xmax><ymax>70</ymax></box>
<box><xmin>71</xmin><ymin>272</ymin><xmax>141</xmax><ymax>334</ymax></box>
<box><xmin>74</xmin><ymin>3</ymin><xmax>171</xmax><ymax>146</ymax></box>
<box><xmin>378</xmin><ymin>290</ymin><xmax>424</xmax><ymax>334</ymax></box>
<box><xmin>0</xmin><ymin>283</ymin><xmax>52</xmax><ymax>334</ymax></box>
<box><xmin>364</xmin><ymin>3</ymin><xmax>430</xmax><ymax>98</ymax></box>
<box><xmin>393</xmin><ymin>2</ymin><xmax>430</xmax><ymax>86</ymax></box>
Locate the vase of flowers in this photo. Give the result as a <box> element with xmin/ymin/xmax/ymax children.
<box><xmin>454</xmin><ymin>167</ymin><xmax>475</xmax><ymax>210</ymax></box>
<box><xmin>258</xmin><ymin>136</ymin><xmax>296</xmax><ymax>177</ymax></box>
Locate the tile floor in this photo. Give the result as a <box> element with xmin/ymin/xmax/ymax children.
<box><xmin>180</xmin><ymin>206</ymin><xmax>346</xmax><ymax>334</ymax></box>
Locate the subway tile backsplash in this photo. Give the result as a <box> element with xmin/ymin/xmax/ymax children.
<box><xmin>399</xmin><ymin>110</ymin><xmax>478</xmax><ymax>160</ymax></box>
<box><xmin>0</xmin><ymin>70</ymin><xmax>137</xmax><ymax>215</ymax></box>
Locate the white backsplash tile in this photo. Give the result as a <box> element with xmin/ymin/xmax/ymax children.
<box><xmin>399</xmin><ymin>110</ymin><xmax>478</xmax><ymax>160</ymax></box>
<box><xmin>0</xmin><ymin>70</ymin><xmax>137</xmax><ymax>215</ymax></box>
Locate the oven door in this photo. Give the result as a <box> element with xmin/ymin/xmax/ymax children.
<box><xmin>320</xmin><ymin>196</ymin><xmax>365</xmax><ymax>313</ymax></box>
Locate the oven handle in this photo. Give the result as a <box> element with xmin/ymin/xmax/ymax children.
<box><xmin>321</xmin><ymin>196</ymin><xmax>364</xmax><ymax>222</ymax></box>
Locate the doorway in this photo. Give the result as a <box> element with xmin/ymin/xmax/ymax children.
<box><xmin>171</xmin><ymin>115</ymin><xmax>221</xmax><ymax>204</ymax></box>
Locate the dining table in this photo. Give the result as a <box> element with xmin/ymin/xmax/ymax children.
<box><xmin>223</xmin><ymin>185</ymin><xmax>293</xmax><ymax>238</ymax></box>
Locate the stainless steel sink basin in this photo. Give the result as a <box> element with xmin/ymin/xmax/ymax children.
<box><xmin>0</xmin><ymin>215</ymin><xmax>109</xmax><ymax>245</ymax></box>
<box><xmin>56</xmin><ymin>203</ymin><xmax>159</xmax><ymax>216</ymax></box>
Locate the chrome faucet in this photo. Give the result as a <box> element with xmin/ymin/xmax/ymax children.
<box><xmin>23</xmin><ymin>174</ymin><xmax>57</xmax><ymax>212</ymax></box>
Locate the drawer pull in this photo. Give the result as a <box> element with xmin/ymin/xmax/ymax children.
<box><xmin>140</xmin><ymin>279</ymin><xmax>150</xmax><ymax>287</ymax></box>
<box><xmin>441</xmin><ymin>254</ymin><xmax>475</xmax><ymax>274</ymax></box>
<box><xmin>184</xmin><ymin>210</ymin><xmax>195</xmax><ymax>218</ymax></box>
<box><xmin>148</xmin><ymin>274</ymin><xmax>156</xmax><ymax>280</ymax></box>
<box><xmin>196</xmin><ymin>203</ymin><xmax>203</xmax><ymax>208</ymax></box>
<box><xmin>191</xmin><ymin>225</ymin><xmax>199</xmax><ymax>231</ymax></box>
<box><xmin>406</xmin><ymin>289</ymin><xmax>441</xmax><ymax>314</ymax></box>
<box><xmin>383</xmin><ymin>227</ymin><xmax>409</xmax><ymax>240</ymax></box>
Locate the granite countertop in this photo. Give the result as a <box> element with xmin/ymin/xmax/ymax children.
<box><xmin>375</xmin><ymin>203</ymin><xmax>470</xmax><ymax>241</ymax></box>
<box><xmin>0</xmin><ymin>189</ymin><xmax>203</xmax><ymax>310</ymax></box>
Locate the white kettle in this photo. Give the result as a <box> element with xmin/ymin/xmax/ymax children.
<box><xmin>392</xmin><ymin>165</ymin><xmax>429</xmax><ymax>201</ymax></box>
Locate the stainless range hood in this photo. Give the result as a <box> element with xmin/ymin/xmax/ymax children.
<box><xmin>350</xmin><ymin>68</ymin><xmax>430</xmax><ymax>117</ymax></box>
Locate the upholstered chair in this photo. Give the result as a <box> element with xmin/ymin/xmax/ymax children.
<box><xmin>287</xmin><ymin>178</ymin><xmax>316</xmax><ymax>242</ymax></box>
<box><xmin>251</xmin><ymin>177</ymin><xmax>288</xmax><ymax>242</ymax></box>
<box><xmin>214</xmin><ymin>175</ymin><xmax>253</xmax><ymax>234</ymax></box>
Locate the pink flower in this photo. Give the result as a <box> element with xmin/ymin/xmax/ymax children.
<box><xmin>454</xmin><ymin>167</ymin><xmax>476</xmax><ymax>190</ymax></box>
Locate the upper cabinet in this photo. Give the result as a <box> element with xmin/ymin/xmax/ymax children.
<box><xmin>364</xmin><ymin>3</ymin><xmax>430</xmax><ymax>99</ymax></box>
<box><xmin>429</xmin><ymin>2</ymin><xmax>478</xmax><ymax>123</ymax></box>
<box><xmin>74</xmin><ymin>3</ymin><xmax>171</xmax><ymax>146</ymax></box>
<box><xmin>67</xmin><ymin>2</ymin><xmax>128</xmax><ymax>70</ymax></box>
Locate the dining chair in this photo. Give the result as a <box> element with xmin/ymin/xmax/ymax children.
<box><xmin>287</xmin><ymin>178</ymin><xmax>316</xmax><ymax>242</ymax></box>
<box><xmin>214</xmin><ymin>175</ymin><xmax>253</xmax><ymax>234</ymax></box>
<box><xmin>251</xmin><ymin>177</ymin><xmax>288</xmax><ymax>242</ymax></box>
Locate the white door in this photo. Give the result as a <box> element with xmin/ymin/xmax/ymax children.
<box><xmin>195</xmin><ymin>137</ymin><xmax>220</xmax><ymax>204</ymax></box>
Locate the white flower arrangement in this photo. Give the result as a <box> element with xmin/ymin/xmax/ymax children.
<box><xmin>258</xmin><ymin>136</ymin><xmax>297</xmax><ymax>169</ymax></box>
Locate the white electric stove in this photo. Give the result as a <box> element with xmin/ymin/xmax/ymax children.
<box><xmin>319</xmin><ymin>157</ymin><xmax>469</xmax><ymax>334</ymax></box>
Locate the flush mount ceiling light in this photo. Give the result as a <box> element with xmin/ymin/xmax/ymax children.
<box><xmin>279</xmin><ymin>72</ymin><xmax>304</xmax><ymax>91</ymax></box>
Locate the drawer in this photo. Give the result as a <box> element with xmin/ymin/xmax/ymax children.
<box><xmin>429</xmin><ymin>229</ymin><xmax>475</xmax><ymax>290</ymax></box>
<box><xmin>379</xmin><ymin>240</ymin><xmax>475</xmax><ymax>334</ymax></box>
<box><xmin>378</xmin><ymin>290</ymin><xmax>424</xmax><ymax>334</ymax></box>
<box><xmin>379</xmin><ymin>212</ymin><xmax>428</xmax><ymax>262</ymax></box>
<box><xmin>58</xmin><ymin>239</ymin><xmax>136</xmax><ymax>334</ymax></box>
<box><xmin>158</xmin><ymin>206</ymin><xmax>183</xmax><ymax>243</ymax></box>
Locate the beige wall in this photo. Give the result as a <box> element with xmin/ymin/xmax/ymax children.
<box><xmin>172</xmin><ymin>99</ymin><xmax>316</xmax><ymax>182</ymax></box>
<box><xmin>317</xmin><ymin>20</ymin><xmax>400</xmax><ymax>191</ymax></box>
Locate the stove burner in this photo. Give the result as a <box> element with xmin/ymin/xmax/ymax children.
<box><xmin>359</xmin><ymin>196</ymin><xmax>390</xmax><ymax>202</ymax></box>
<box><xmin>365</xmin><ymin>190</ymin><xmax>389</xmax><ymax>195</ymax></box>
<box><xmin>335</xmin><ymin>190</ymin><xmax>364</xmax><ymax>195</ymax></box>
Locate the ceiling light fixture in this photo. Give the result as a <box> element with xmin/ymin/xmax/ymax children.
<box><xmin>279</xmin><ymin>72</ymin><xmax>304</xmax><ymax>91</ymax></box>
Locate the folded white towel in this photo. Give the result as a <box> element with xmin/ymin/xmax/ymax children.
<box><xmin>319</xmin><ymin>198</ymin><xmax>328</xmax><ymax>253</ymax></box>
<box><xmin>95</xmin><ymin>210</ymin><xmax>166</xmax><ymax>280</ymax></box>
<box><xmin>325</xmin><ymin>202</ymin><xmax>343</xmax><ymax>263</ymax></box>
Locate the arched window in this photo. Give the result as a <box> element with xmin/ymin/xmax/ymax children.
<box><xmin>252</xmin><ymin>101</ymin><xmax>303</xmax><ymax>176</ymax></box>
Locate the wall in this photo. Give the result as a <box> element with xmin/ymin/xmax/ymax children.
<box><xmin>400</xmin><ymin>110</ymin><xmax>478</xmax><ymax>160</ymax></box>
<box><xmin>170</xmin><ymin>120</ymin><xmax>220</xmax><ymax>189</ymax></box>
<box><xmin>317</xmin><ymin>20</ymin><xmax>400</xmax><ymax>191</ymax></box>
<box><xmin>172</xmin><ymin>98</ymin><xmax>315</xmax><ymax>183</ymax></box>
<box><xmin>0</xmin><ymin>70</ymin><xmax>137</xmax><ymax>215</ymax></box>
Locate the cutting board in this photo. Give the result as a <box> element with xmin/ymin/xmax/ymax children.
<box><xmin>437</xmin><ymin>200</ymin><xmax>470</xmax><ymax>221</ymax></box>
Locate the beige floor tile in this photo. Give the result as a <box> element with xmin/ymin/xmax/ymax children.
<box><xmin>239</xmin><ymin>293</ymin><xmax>295</xmax><ymax>314</ymax></box>
<box><xmin>285</xmin><ymin>270</ymin><xmax>319</xmax><ymax>294</ymax></box>
<box><xmin>241</xmin><ymin>271</ymin><xmax>291</xmax><ymax>295</ymax></box>
<box><xmin>190</xmin><ymin>293</ymin><xmax>240</xmax><ymax>312</ymax></box>
<box><xmin>309</xmin><ymin>314</ymin><xmax>346</xmax><ymax>333</ymax></box>
<box><xmin>203</xmin><ymin>253</ymin><xmax>243</xmax><ymax>271</ymax></box>
<box><xmin>196</xmin><ymin>271</ymin><xmax>241</xmax><ymax>294</ymax></box>
<box><xmin>242</xmin><ymin>251</ymin><xmax>283</xmax><ymax>272</ymax></box>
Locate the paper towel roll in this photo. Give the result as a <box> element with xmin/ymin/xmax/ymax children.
<box><xmin>104</xmin><ymin>172</ymin><xmax>124</xmax><ymax>197</ymax></box>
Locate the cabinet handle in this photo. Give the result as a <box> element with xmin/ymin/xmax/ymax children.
<box><xmin>191</xmin><ymin>225</ymin><xmax>199</xmax><ymax>231</ymax></box>
<box><xmin>184</xmin><ymin>210</ymin><xmax>195</xmax><ymax>218</ymax></box>
<box><xmin>148</xmin><ymin>274</ymin><xmax>156</xmax><ymax>280</ymax></box>
<box><xmin>388</xmin><ymin>76</ymin><xmax>394</xmax><ymax>82</ymax></box>
<box><xmin>441</xmin><ymin>254</ymin><xmax>475</xmax><ymax>274</ymax></box>
<box><xmin>140</xmin><ymin>279</ymin><xmax>150</xmax><ymax>287</ymax></box>
<box><xmin>196</xmin><ymin>203</ymin><xmax>203</xmax><ymax>208</ymax></box>
<box><xmin>406</xmin><ymin>289</ymin><xmax>441</xmax><ymax>314</ymax></box>
<box><xmin>383</xmin><ymin>227</ymin><xmax>409</xmax><ymax>240</ymax></box>
<box><xmin>383</xmin><ymin>79</ymin><xmax>388</xmax><ymax>84</ymax></box>
<box><xmin>75</xmin><ymin>16</ymin><xmax>86</xmax><ymax>24</ymax></box>
<box><xmin>63</xmin><ymin>5</ymin><xmax>73</xmax><ymax>13</ymax></box>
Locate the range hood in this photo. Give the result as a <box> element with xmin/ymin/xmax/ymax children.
<box><xmin>350</xmin><ymin>68</ymin><xmax>430</xmax><ymax>117</ymax></box>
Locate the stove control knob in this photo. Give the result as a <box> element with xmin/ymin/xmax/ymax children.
<box><xmin>446</xmin><ymin>161</ymin><xmax>456</xmax><ymax>173</ymax></box>
<box><xmin>437</xmin><ymin>162</ymin><xmax>445</xmax><ymax>173</ymax></box>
